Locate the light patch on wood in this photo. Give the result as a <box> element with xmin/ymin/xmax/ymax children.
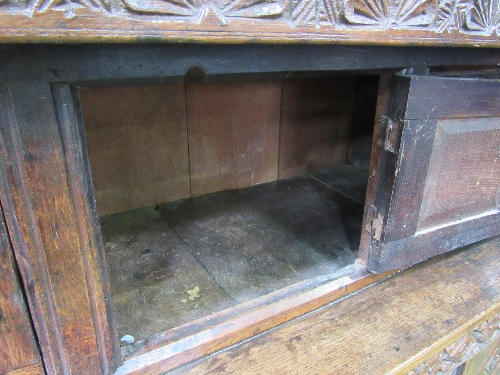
<box><xmin>187</xmin><ymin>286</ymin><xmax>200</xmax><ymax>301</ymax></box>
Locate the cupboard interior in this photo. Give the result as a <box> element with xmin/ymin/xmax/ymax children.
<box><xmin>79</xmin><ymin>73</ymin><xmax>379</xmax><ymax>351</ymax></box>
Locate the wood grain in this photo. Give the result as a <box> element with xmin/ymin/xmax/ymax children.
<box><xmin>358</xmin><ymin>73</ymin><xmax>397</xmax><ymax>263</ymax></box>
<box><xmin>187</xmin><ymin>79</ymin><xmax>281</xmax><ymax>196</ymax></box>
<box><xmin>237</xmin><ymin>173</ymin><xmax>362</xmax><ymax>263</ymax></box>
<box><xmin>113</xmin><ymin>265</ymin><xmax>393</xmax><ymax>375</ymax></box>
<box><xmin>417</xmin><ymin>118</ymin><xmax>500</xmax><ymax>231</ymax></box>
<box><xmin>6</xmin><ymin>363</ymin><xmax>44</xmax><ymax>375</ymax></box>
<box><xmin>462</xmin><ymin>335</ymin><xmax>500</xmax><ymax>375</ymax></box>
<box><xmin>0</xmin><ymin>82</ymin><xmax>119</xmax><ymax>374</ymax></box>
<box><xmin>0</xmin><ymin>205</ymin><xmax>43</xmax><ymax>375</ymax></box>
<box><xmin>80</xmin><ymin>84</ymin><xmax>190</xmax><ymax>216</ymax></box>
<box><xmin>404</xmin><ymin>76</ymin><xmax>500</xmax><ymax>120</ymax></box>
<box><xmin>173</xmin><ymin>236</ymin><xmax>500</xmax><ymax>375</ymax></box>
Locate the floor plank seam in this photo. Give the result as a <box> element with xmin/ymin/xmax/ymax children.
<box><xmin>157</xmin><ymin>208</ymin><xmax>238</xmax><ymax>304</ymax></box>
<box><xmin>306</xmin><ymin>173</ymin><xmax>365</xmax><ymax>205</ymax></box>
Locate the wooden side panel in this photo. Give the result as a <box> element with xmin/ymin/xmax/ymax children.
<box><xmin>0</xmin><ymin>83</ymin><xmax>119</xmax><ymax>374</ymax></box>
<box><xmin>187</xmin><ymin>79</ymin><xmax>281</xmax><ymax>196</ymax></box>
<box><xmin>80</xmin><ymin>84</ymin><xmax>190</xmax><ymax>216</ymax></box>
<box><xmin>0</xmin><ymin>205</ymin><xmax>43</xmax><ymax>375</ymax></box>
<box><xmin>279</xmin><ymin>76</ymin><xmax>356</xmax><ymax>179</ymax></box>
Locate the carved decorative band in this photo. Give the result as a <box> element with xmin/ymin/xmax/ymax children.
<box><xmin>1</xmin><ymin>0</ymin><xmax>499</xmax><ymax>36</ymax></box>
<box><xmin>408</xmin><ymin>311</ymin><xmax>500</xmax><ymax>375</ymax></box>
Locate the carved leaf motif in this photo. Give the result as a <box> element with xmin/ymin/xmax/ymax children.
<box><xmin>408</xmin><ymin>313</ymin><xmax>500</xmax><ymax>375</ymax></box>
<box><xmin>343</xmin><ymin>0</ymin><xmax>438</xmax><ymax>28</ymax></box>
<box><xmin>0</xmin><ymin>0</ymin><xmax>109</xmax><ymax>16</ymax></box>
<box><xmin>224</xmin><ymin>0</ymin><xmax>289</xmax><ymax>18</ymax></box>
<box><xmin>465</xmin><ymin>0</ymin><xmax>500</xmax><ymax>35</ymax></box>
<box><xmin>435</xmin><ymin>0</ymin><xmax>467</xmax><ymax>32</ymax></box>
<box><xmin>122</xmin><ymin>0</ymin><xmax>288</xmax><ymax>23</ymax></box>
<box><xmin>292</xmin><ymin>0</ymin><xmax>340</xmax><ymax>27</ymax></box>
<box><xmin>33</xmin><ymin>0</ymin><xmax>110</xmax><ymax>16</ymax></box>
<box><xmin>121</xmin><ymin>0</ymin><xmax>197</xmax><ymax>17</ymax></box>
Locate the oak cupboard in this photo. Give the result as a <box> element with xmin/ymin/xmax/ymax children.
<box><xmin>0</xmin><ymin>12</ymin><xmax>499</xmax><ymax>373</ymax></box>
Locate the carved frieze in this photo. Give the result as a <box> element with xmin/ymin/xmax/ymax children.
<box><xmin>342</xmin><ymin>0</ymin><xmax>438</xmax><ymax>29</ymax></box>
<box><xmin>408</xmin><ymin>312</ymin><xmax>500</xmax><ymax>375</ymax></box>
<box><xmin>0</xmin><ymin>0</ymin><xmax>499</xmax><ymax>38</ymax></box>
<box><xmin>120</xmin><ymin>0</ymin><xmax>289</xmax><ymax>24</ymax></box>
<box><xmin>466</xmin><ymin>0</ymin><xmax>500</xmax><ymax>34</ymax></box>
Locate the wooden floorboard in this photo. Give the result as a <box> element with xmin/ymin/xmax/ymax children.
<box><xmin>237</xmin><ymin>175</ymin><xmax>359</xmax><ymax>264</ymax></box>
<box><xmin>100</xmin><ymin>207</ymin><xmax>234</xmax><ymax>343</ymax></box>
<box><xmin>157</xmin><ymin>189</ymin><xmax>342</xmax><ymax>304</ymax></box>
<box><xmin>172</xmin><ymin>236</ymin><xmax>500</xmax><ymax>375</ymax></box>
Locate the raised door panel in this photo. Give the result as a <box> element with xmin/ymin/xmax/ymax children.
<box><xmin>364</xmin><ymin>75</ymin><xmax>500</xmax><ymax>273</ymax></box>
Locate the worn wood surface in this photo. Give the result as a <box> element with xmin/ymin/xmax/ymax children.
<box><xmin>366</xmin><ymin>75</ymin><xmax>500</xmax><ymax>273</ymax></box>
<box><xmin>0</xmin><ymin>205</ymin><xmax>43</xmax><ymax>375</ymax></box>
<box><xmin>0</xmin><ymin>82</ymin><xmax>119</xmax><ymax>374</ymax></box>
<box><xmin>187</xmin><ymin>79</ymin><xmax>281</xmax><ymax>196</ymax></box>
<box><xmin>173</xmin><ymin>236</ymin><xmax>500</xmax><ymax>375</ymax></box>
<box><xmin>114</xmin><ymin>265</ymin><xmax>394</xmax><ymax>375</ymax></box>
<box><xmin>100</xmin><ymin>167</ymin><xmax>368</xmax><ymax>373</ymax></box>
<box><xmin>100</xmin><ymin>167</ymin><xmax>364</xmax><ymax>344</ymax></box>
<box><xmin>0</xmin><ymin>0</ymin><xmax>500</xmax><ymax>46</ymax></box>
<box><xmin>238</xmin><ymin>173</ymin><xmax>363</xmax><ymax>262</ymax></box>
<box><xmin>80</xmin><ymin>84</ymin><xmax>191</xmax><ymax>216</ymax></box>
<box><xmin>101</xmin><ymin>207</ymin><xmax>234</xmax><ymax>342</ymax></box>
<box><xmin>157</xmin><ymin>169</ymin><xmax>361</xmax><ymax>303</ymax></box>
<box><xmin>278</xmin><ymin>76</ymin><xmax>356</xmax><ymax>179</ymax></box>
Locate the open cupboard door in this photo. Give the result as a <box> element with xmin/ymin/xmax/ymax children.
<box><xmin>362</xmin><ymin>74</ymin><xmax>500</xmax><ymax>273</ymax></box>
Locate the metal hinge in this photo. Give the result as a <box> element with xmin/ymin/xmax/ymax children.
<box><xmin>365</xmin><ymin>205</ymin><xmax>385</xmax><ymax>241</ymax></box>
<box><xmin>383</xmin><ymin>117</ymin><xmax>404</xmax><ymax>153</ymax></box>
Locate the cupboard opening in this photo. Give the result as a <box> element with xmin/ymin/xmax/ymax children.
<box><xmin>78</xmin><ymin>72</ymin><xmax>379</xmax><ymax>356</ymax></box>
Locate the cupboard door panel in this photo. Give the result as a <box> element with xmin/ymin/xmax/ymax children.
<box><xmin>0</xmin><ymin>204</ymin><xmax>43</xmax><ymax>375</ymax></box>
<box><xmin>417</xmin><ymin>118</ymin><xmax>500</xmax><ymax>231</ymax></box>
<box><xmin>364</xmin><ymin>75</ymin><xmax>500</xmax><ymax>273</ymax></box>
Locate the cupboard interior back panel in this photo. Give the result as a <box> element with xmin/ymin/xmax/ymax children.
<box><xmin>80</xmin><ymin>84</ymin><xmax>190</xmax><ymax>216</ymax></box>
